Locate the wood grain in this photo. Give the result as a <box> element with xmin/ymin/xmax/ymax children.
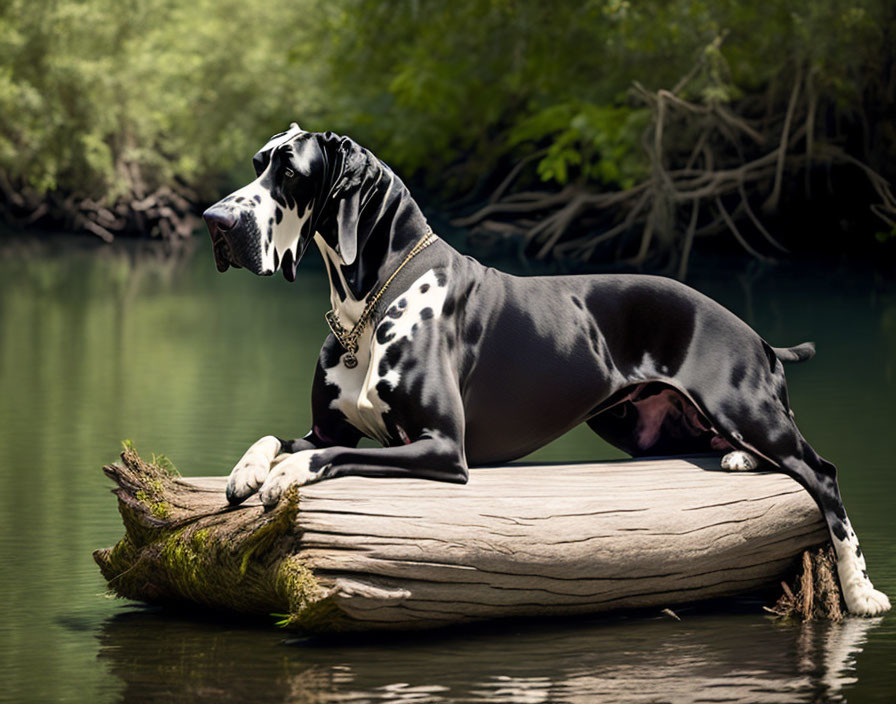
<box><xmin>95</xmin><ymin>451</ymin><xmax>827</xmax><ymax>631</ymax></box>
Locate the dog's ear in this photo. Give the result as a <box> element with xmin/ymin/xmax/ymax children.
<box><xmin>335</xmin><ymin>189</ymin><xmax>361</xmax><ymax>265</ymax></box>
<box><xmin>329</xmin><ymin>137</ymin><xmax>372</xmax><ymax>266</ymax></box>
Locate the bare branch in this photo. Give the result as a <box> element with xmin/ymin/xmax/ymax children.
<box><xmin>764</xmin><ymin>64</ymin><xmax>804</xmax><ymax>213</ymax></box>
<box><xmin>716</xmin><ymin>197</ymin><xmax>774</xmax><ymax>262</ymax></box>
<box><xmin>489</xmin><ymin>149</ymin><xmax>548</xmax><ymax>204</ymax></box>
<box><xmin>677</xmin><ymin>198</ymin><xmax>701</xmax><ymax>280</ymax></box>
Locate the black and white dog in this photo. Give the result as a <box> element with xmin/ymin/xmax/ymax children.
<box><xmin>203</xmin><ymin>124</ymin><xmax>890</xmax><ymax>616</ymax></box>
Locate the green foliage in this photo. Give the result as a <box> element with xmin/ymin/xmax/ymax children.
<box><xmin>0</xmin><ymin>0</ymin><xmax>892</xmax><ymax>226</ymax></box>
<box><xmin>509</xmin><ymin>103</ymin><xmax>649</xmax><ymax>188</ymax></box>
<box><xmin>0</xmin><ymin>0</ymin><xmax>323</xmax><ymax>207</ymax></box>
<box><xmin>150</xmin><ymin>453</ymin><xmax>180</xmax><ymax>476</ymax></box>
<box><xmin>315</xmin><ymin>0</ymin><xmax>893</xmax><ymax>196</ymax></box>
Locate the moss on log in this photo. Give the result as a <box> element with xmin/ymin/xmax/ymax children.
<box><xmin>95</xmin><ymin>447</ymin><xmax>841</xmax><ymax>632</ymax></box>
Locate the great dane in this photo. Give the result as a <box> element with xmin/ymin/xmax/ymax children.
<box><xmin>203</xmin><ymin>124</ymin><xmax>890</xmax><ymax>616</ymax></box>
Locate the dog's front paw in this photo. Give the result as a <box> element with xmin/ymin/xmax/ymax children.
<box><xmin>226</xmin><ymin>435</ymin><xmax>282</xmax><ymax>505</ymax></box>
<box><xmin>258</xmin><ymin>450</ymin><xmax>325</xmax><ymax>509</ymax></box>
<box><xmin>720</xmin><ymin>450</ymin><xmax>759</xmax><ymax>471</ymax></box>
<box><xmin>844</xmin><ymin>583</ymin><xmax>892</xmax><ymax>617</ymax></box>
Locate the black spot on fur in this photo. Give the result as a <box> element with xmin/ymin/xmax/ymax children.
<box><xmin>730</xmin><ymin>363</ymin><xmax>747</xmax><ymax>388</ymax></box>
<box><xmin>856</xmin><ymin>544</ymin><xmax>863</xmax><ymax>558</ymax></box>
<box><xmin>376</xmin><ymin>321</ymin><xmax>396</xmax><ymax>344</ymax></box>
<box><xmin>378</xmin><ymin>342</ymin><xmax>404</xmax><ymax>377</ymax></box>
<box><xmin>832</xmin><ymin>521</ymin><xmax>848</xmax><ymax>541</ymax></box>
<box><xmin>376</xmin><ymin>379</ymin><xmax>392</xmax><ymax>397</ymax></box>
<box><xmin>587</xmin><ymin>280</ymin><xmax>696</xmax><ymax>378</ymax></box>
<box><xmin>281</xmin><ymin>247</ymin><xmax>294</xmax><ymax>276</ymax></box>
<box><xmin>572</xmin><ymin>295</ymin><xmax>584</xmax><ymax>310</ymax></box>
<box><xmin>464</xmin><ymin>318</ymin><xmax>483</xmax><ymax>345</ymax></box>
<box><xmin>253</xmin><ymin>195</ymin><xmax>262</xmax><ymax>204</ymax></box>
<box><xmin>862</xmin><ymin>570</ymin><xmax>869</xmax><ymax>580</ymax></box>
<box><xmin>420</xmin><ymin>283</ymin><xmax>430</xmax><ymax>293</ymax></box>
<box><xmin>435</xmin><ymin>269</ymin><xmax>448</xmax><ymax>286</ymax></box>
<box><xmin>273</xmin><ymin>249</ymin><xmax>280</xmax><ymax>271</ymax></box>
<box><xmin>420</xmin><ymin>307</ymin><xmax>433</xmax><ymax>320</ymax></box>
<box><xmin>319</xmin><ymin>338</ymin><xmax>345</xmax><ymax>369</ymax></box>
<box><xmin>442</xmin><ymin>296</ymin><xmax>456</xmax><ymax>317</ymax></box>
<box><xmin>387</xmin><ymin>305</ymin><xmax>404</xmax><ymax>319</ymax></box>
<box><xmin>387</xmin><ymin>342</ymin><xmax>404</xmax><ymax>365</ymax></box>
<box><xmin>275</xmin><ymin>207</ymin><xmax>283</xmax><ymax>224</ymax></box>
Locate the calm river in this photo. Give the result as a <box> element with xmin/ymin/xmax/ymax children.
<box><xmin>0</xmin><ymin>232</ymin><xmax>894</xmax><ymax>702</ymax></box>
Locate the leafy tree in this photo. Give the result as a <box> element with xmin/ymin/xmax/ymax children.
<box><xmin>0</xmin><ymin>0</ymin><xmax>893</xmax><ymax>266</ymax></box>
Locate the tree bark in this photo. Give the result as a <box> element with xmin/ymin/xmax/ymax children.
<box><xmin>95</xmin><ymin>448</ymin><xmax>830</xmax><ymax>632</ymax></box>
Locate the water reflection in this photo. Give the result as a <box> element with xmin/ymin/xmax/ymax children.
<box><xmin>97</xmin><ymin>609</ymin><xmax>882</xmax><ymax>703</ymax></box>
<box><xmin>1</xmin><ymin>235</ymin><xmax>895</xmax><ymax>702</ymax></box>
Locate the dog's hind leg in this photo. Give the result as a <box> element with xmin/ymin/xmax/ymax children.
<box><xmin>705</xmin><ymin>398</ymin><xmax>890</xmax><ymax>615</ymax></box>
<box><xmin>775</xmin><ymin>442</ymin><xmax>890</xmax><ymax>616</ymax></box>
<box><xmin>720</xmin><ymin>450</ymin><xmax>759</xmax><ymax>471</ymax></box>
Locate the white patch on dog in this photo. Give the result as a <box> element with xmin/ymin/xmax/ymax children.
<box><xmin>258</xmin><ymin>449</ymin><xmax>323</xmax><ymax>508</ymax></box>
<box><xmin>226</xmin><ymin>435</ymin><xmax>281</xmax><ymax>502</ymax></box>
<box><xmin>365</xmin><ymin>268</ymin><xmax>448</xmax><ymax>399</ymax></box>
<box><xmin>223</xmin><ymin>172</ymin><xmax>312</xmax><ymax>274</ymax></box>
<box><xmin>323</xmin><ymin>268</ymin><xmax>448</xmax><ymax>444</ymax></box>
<box><xmin>315</xmin><ymin>234</ymin><xmax>367</xmax><ymax>324</ymax></box>
<box><xmin>258</xmin><ymin>123</ymin><xmax>303</xmax><ymax>153</ymax></box>
<box><xmin>720</xmin><ymin>450</ymin><xmax>758</xmax><ymax>471</ymax></box>
<box><xmin>270</xmin><ymin>201</ymin><xmax>312</xmax><ymax>271</ymax></box>
<box><xmin>831</xmin><ymin>519</ymin><xmax>891</xmax><ymax>616</ymax></box>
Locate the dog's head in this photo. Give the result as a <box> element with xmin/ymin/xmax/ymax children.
<box><xmin>203</xmin><ymin>124</ymin><xmax>376</xmax><ymax>281</ymax></box>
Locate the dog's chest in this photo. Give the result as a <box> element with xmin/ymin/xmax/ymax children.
<box><xmin>323</xmin><ymin>269</ymin><xmax>449</xmax><ymax>443</ymax></box>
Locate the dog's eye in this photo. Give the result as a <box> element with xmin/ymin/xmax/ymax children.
<box><xmin>284</xmin><ymin>167</ymin><xmax>296</xmax><ymax>179</ymax></box>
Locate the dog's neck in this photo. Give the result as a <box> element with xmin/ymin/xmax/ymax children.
<box><xmin>312</xmin><ymin>153</ymin><xmax>431</xmax><ymax>326</ymax></box>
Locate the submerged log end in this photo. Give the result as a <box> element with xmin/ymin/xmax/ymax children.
<box><xmin>765</xmin><ymin>545</ymin><xmax>844</xmax><ymax>621</ymax></box>
<box><xmin>94</xmin><ymin>446</ymin><xmax>340</xmax><ymax>627</ymax></box>
<box><xmin>276</xmin><ymin>557</ymin><xmax>356</xmax><ymax>633</ymax></box>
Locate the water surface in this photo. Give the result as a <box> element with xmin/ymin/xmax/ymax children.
<box><xmin>0</xmin><ymin>234</ymin><xmax>894</xmax><ymax>702</ymax></box>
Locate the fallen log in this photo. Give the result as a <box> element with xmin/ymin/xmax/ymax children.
<box><xmin>95</xmin><ymin>447</ymin><xmax>835</xmax><ymax>633</ymax></box>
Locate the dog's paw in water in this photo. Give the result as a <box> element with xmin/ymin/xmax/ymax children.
<box><xmin>844</xmin><ymin>585</ymin><xmax>892</xmax><ymax>616</ymax></box>
<box><xmin>226</xmin><ymin>435</ymin><xmax>282</xmax><ymax>505</ymax></box>
<box><xmin>720</xmin><ymin>450</ymin><xmax>759</xmax><ymax>471</ymax></box>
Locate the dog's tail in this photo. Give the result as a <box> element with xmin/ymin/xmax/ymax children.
<box><xmin>773</xmin><ymin>341</ymin><xmax>816</xmax><ymax>363</ymax></box>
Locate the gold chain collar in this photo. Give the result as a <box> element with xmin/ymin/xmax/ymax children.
<box><xmin>325</xmin><ymin>231</ymin><xmax>437</xmax><ymax>368</ymax></box>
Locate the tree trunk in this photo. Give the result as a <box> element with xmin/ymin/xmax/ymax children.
<box><xmin>95</xmin><ymin>447</ymin><xmax>831</xmax><ymax>632</ymax></box>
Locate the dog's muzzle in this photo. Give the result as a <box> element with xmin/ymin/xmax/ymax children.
<box><xmin>203</xmin><ymin>206</ymin><xmax>239</xmax><ymax>272</ymax></box>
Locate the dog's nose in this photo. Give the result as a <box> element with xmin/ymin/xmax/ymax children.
<box><xmin>203</xmin><ymin>206</ymin><xmax>238</xmax><ymax>233</ymax></box>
